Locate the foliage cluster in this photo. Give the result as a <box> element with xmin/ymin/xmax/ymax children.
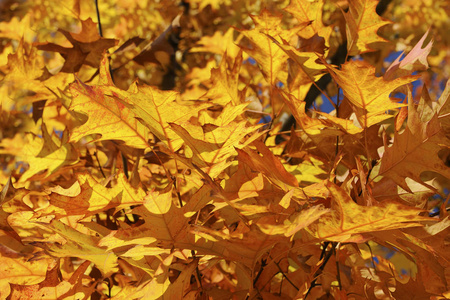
<box><xmin>0</xmin><ymin>0</ymin><xmax>449</xmax><ymax>299</ymax></box>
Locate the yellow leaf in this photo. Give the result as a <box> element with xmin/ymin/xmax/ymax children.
<box><xmin>170</xmin><ymin>120</ymin><xmax>262</xmax><ymax>177</ymax></box>
<box><xmin>344</xmin><ymin>0</ymin><xmax>391</xmax><ymax>55</ymax></box>
<box><xmin>257</xmin><ymin>204</ymin><xmax>330</xmax><ymax>237</ymax></box>
<box><xmin>190</xmin><ymin>28</ymin><xmax>243</xmax><ymax>59</ymax></box>
<box><xmin>41</xmin><ymin>220</ymin><xmax>118</xmax><ymax>276</ymax></box>
<box><xmin>0</xmin><ymin>256</ymin><xmax>49</xmax><ymax>288</ymax></box>
<box><xmin>42</xmin><ymin>172</ymin><xmax>146</xmax><ymax>217</ymax></box>
<box><xmin>0</xmin><ymin>124</ymin><xmax>79</xmax><ymax>182</ymax></box>
<box><xmin>238</xmin><ymin>10</ymin><xmax>296</xmax><ymax>85</ymax></box>
<box><xmin>144</xmin><ymin>185</ymin><xmax>173</xmax><ymax>215</ymax></box>
<box><xmin>307</xmin><ymin>182</ymin><xmax>435</xmax><ymax>242</ymax></box>
<box><xmin>69</xmin><ymin>62</ymin><xmax>152</xmax><ymax>148</ymax></box>
<box><xmin>111</xmin><ymin>253</ymin><xmax>174</xmax><ymax>300</ymax></box>
<box><xmin>200</xmin><ymin>53</ymin><xmax>244</xmax><ymax>106</ymax></box>
<box><xmin>285</xmin><ymin>0</ymin><xmax>331</xmax><ymax>41</ymax></box>
<box><xmin>326</xmin><ymin>60</ymin><xmax>417</xmax><ymax>128</ymax></box>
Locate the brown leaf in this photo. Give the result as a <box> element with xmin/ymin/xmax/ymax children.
<box><xmin>37</xmin><ymin>18</ymin><xmax>117</xmax><ymax>72</ymax></box>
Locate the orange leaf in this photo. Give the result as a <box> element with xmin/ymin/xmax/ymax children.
<box><xmin>236</xmin><ymin>140</ymin><xmax>298</xmax><ymax>188</ymax></box>
<box><xmin>379</xmin><ymin>87</ymin><xmax>450</xmax><ymax>191</ymax></box>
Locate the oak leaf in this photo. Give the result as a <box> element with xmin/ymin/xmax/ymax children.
<box><xmin>326</xmin><ymin>60</ymin><xmax>417</xmax><ymax>128</ymax></box>
<box><xmin>238</xmin><ymin>10</ymin><xmax>297</xmax><ymax>85</ymax></box>
<box><xmin>306</xmin><ymin>182</ymin><xmax>435</xmax><ymax>242</ymax></box>
<box><xmin>40</xmin><ymin>172</ymin><xmax>145</xmax><ymax>218</ymax></box>
<box><xmin>344</xmin><ymin>0</ymin><xmax>391</xmax><ymax>55</ymax></box>
<box><xmin>0</xmin><ymin>124</ymin><xmax>79</xmax><ymax>182</ymax></box>
<box><xmin>37</xmin><ymin>18</ymin><xmax>117</xmax><ymax>73</ymax></box>
<box><xmin>385</xmin><ymin>29</ymin><xmax>433</xmax><ymax>80</ymax></box>
<box><xmin>379</xmin><ymin>87</ymin><xmax>450</xmax><ymax>191</ymax></box>
<box><xmin>38</xmin><ymin>220</ymin><xmax>119</xmax><ymax>276</ymax></box>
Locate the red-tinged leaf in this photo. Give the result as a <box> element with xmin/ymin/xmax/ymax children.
<box><xmin>68</xmin><ymin>56</ymin><xmax>153</xmax><ymax>148</ymax></box>
<box><xmin>344</xmin><ymin>0</ymin><xmax>391</xmax><ymax>55</ymax></box>
<box><xmin>385</xmin><ymin>29</ymin><xmax>433</xmax><ymax>80</ymax></box>
<box><xmin>306</xmin><ymin>182</ymin><xmax>435</xmax><ymax>242</ymax></box>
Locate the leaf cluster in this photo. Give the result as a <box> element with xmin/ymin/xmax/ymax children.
<box><xmin>0</xmin><ymin>0</ymin><xmax>449</xmax><ymax>299</ymax></box>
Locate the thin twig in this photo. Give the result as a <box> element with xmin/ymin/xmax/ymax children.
<box><xmin>334</xmin><ymin>242</ymin><xmax>342</xmax><ymax>290</ymax></box>
<box><xmin>94</xmin><ymin>150</ymin><xmax>106</xmax><ymax>178</ymax></box>
<box><xmin>172</xmin><ymin>176</ymin><xmax>183</xmax><ymax>207</ymax></box>
<box><xmin>253</xmin><ymin>258</ymin><xmax>267</xmax><ymax>286</ymax></box>
<box><xmin>94</xmin><ymin>0</ymin><xmax>103</xmax><ymax>37</ymax></box>
<box><xmin>191</xmin><ymin>251</ymin><xmax>203</xmax><ymax>294</ymax></box>
<box><xmin>273</xmin><ymin>259</ymin><xmax>299</xmax><ymax>291</ymax></box>
<box><xmin>305</xmin><ymin>242</ymin><xmax>334</xmax><ymax>299</ymax></box>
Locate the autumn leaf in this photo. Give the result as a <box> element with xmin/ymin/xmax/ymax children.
<box><xmin>190</xmin><ymin>28</ymin><xmax>243</xmax><ymax>59</ymax></box>
<box><xmin>0</xmin><ymin>255</ymin><xmax>51</xmax><ymax>297</ymax></box>
<box><xmin>285</xmin><ymin>0</ymin><xmax>331</xmax><ymax>41</ymax></box>
<box><xmin>38</xmin><ymin>220</ymin><xmax>119</xmax><ymax>276</ymax></box>
<box><xmin>385</xmin><ymin>29</ymin><xmax>433</xmax><ymax>80</ymax></box>
<box><xmin>1</xmin><ymin>1</ymin><xmax>449</xmax><ymax>299</ymax></box>
<box><xmin>2</xmin><ymin>40</ymin><xmax>74</xmax><ymax>105</ymax></box>
<box><xmin>39</xmin><ymin>172</ymin><xmax>145</xmax><ymax>218</ymax></box>
<box><xmin>68</xmin><ymin>56</ymin><xmax>153</xmax><ymax>148</ymax></box>
<box><xmin>237</xmin><ymin>140</ymin><xmax>299</xmax><ymax>189</ymax></box>
<box><xmin>0</xmin><ymin>124</ymin><xmax>79</xmax><ymax>182</ymax></box>
<box><xmin>200</xmin><ymin>52</ymin><xmax>245</xmax><ymax>106</ymax></box>
<box><xmin>378</xmin><ymin>87</ymin><xmax>450</xmax><ymax>191</ymax></box>
<box><xmin>37</xmin><ymin>18</ymin><xmax>117</xmax><ymax>73</ymax></box>
<box><xmin>238</xmin><ymin>9</ymin><xmax>297</xmax><ymax>85</ymax></box>
<box><xmin>306</xmin><ymin>181</ymin><xmax>435</xmax><ymax>242</ymax></box>
<box><xmin>326</xmin><ymin>59</ymin><xmax>417</xmax><ymax>127</ymax></box>
<box><xmin>344</xmin><ymin>0</ymin><xmax>391</xmax><ymax>55</ymax></box>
